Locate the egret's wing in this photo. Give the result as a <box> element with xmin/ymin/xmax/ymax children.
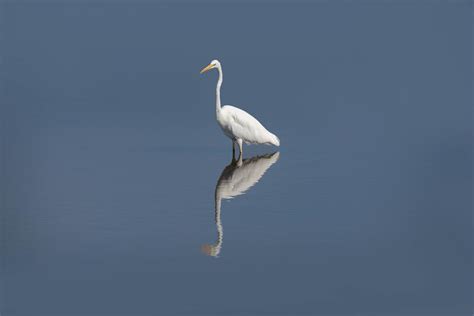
<box><xmin>224</xmin><ymin>106</ymin><xmax>274</xmax><ymax>144</ymax></box>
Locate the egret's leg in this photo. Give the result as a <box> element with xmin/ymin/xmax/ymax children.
<box><xmin>237</xmin><ymin>139</ymin><xmax>243</xmax><ymax>163</ymax></box>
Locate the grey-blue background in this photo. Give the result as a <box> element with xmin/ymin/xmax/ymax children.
<box><xmin>1</xmin><ymin>1</ymin><xmax>472</xmax><ymax>315</ymax></box>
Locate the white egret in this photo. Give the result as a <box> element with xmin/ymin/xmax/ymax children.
<box><xmin>200</xmin><ymin>60</ymin><xmax>280</xmax><ymax>159</ymax></box>
<box><xmin>202</xmin><ymin>152</ymin><xmax>280</xmax><ymax>258</ymax></box>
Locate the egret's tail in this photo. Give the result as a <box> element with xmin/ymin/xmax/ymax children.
<box><xmin>270</xmin><ymin>133</ymin><xmax>280</xmax><ymax>147</ymax></box>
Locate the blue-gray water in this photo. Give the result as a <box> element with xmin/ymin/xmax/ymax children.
<box><xmin>1</xmin><ymin>1</ymin><xmax>472</xmax><ymax>315</ymax></box>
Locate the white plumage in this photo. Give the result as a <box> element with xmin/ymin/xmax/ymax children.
<box><xmin>200</xmin><ymin>60</ymin><xmax>280</xmax><ymax>158</ymax></box>
<box><xmin>218</xmin><ymin>105</ymin><xmax>280</xmax><ymax>146</ymax></box>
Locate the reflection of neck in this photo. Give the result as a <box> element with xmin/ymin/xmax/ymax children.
<box><xmin>214</xmin><ymin>193</ymin><xmax>223</xmax><ymax>256</ymax></box>
<box><xmin>206</xmin><ymin>152</ymin><xmax>280</xmax><ymax>258</ymax></box>
<box><xmin>216</xmin><ymin>65</ymin><xmax>223</xmax><ymax>115</ymax></box>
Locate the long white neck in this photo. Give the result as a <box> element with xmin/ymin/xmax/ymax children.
<box><xmin>216</xmin><ymin>65</ymin><xmax>223</xmax><ymax>114</ymax></box>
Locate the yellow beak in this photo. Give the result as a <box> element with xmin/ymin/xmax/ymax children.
<box><xmin>200</xmin><ymin>63</ymin><xmax>214</xmax><ymax>74</ymax></box>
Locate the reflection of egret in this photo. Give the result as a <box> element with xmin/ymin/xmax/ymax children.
<box><xmin>200</xmin><ymin>59</ymin><xmax>280</xmax><ymax>159</ymax></box>
<box><xmin>201</xmin><ymin>152</ymin><xmax>280</xmax><ymax>258</ymax></box>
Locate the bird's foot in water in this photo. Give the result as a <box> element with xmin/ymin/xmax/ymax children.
<box><xmin>236</xmin><ymin>154</ymin><xmax>243</xmax><ymax>167</ymax></box>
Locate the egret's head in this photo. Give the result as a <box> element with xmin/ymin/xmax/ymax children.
<box><xmin>200</xmin><ymin>59</ymin><xmax>220</xmax><ymax>74</ymax></box>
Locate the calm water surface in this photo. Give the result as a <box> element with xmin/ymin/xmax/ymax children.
<box><xmin>1</xmin><ymin>1</ymin><xmax>472</xmax><ymax>315</ymax></box>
